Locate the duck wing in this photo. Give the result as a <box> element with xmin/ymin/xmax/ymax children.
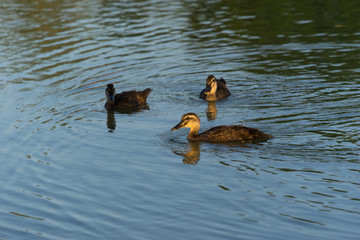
<box><xmin>199</xmin><ymin>88</ymin><xmax>207</xmax><ymax>99</ymax></box>
<box><xmin>215</xmin><ymin>80</ymin><xmax>231</xmax><ymax>100</ymax></box>
<box><xmin>114</xmin><ymin>88</ymin><xmax>151</xmax><ymax>108</ymax></box>
<box><xmin>196</xmin><ymin>125</ymin><xmax>272</xmax><ymax>142</ymax></box>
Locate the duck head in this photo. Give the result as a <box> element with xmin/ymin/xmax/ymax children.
<box><xmin>205</xmin><ymin>75</ymin><xmax>218</xmax><ymax>94</ymax></box>
<box><xmin>206</xmin><ymin>75</ymin><xmax>216</xmax><ymax>85</ymax></box>
<box><xmin>106</xmin><ymin>83</ymin><xmax>116</xmax><ymax>102</ymax></box>
<box><xmin>171</xmin><ymin>113</ymin><xmax>201</xmax><ymax>138</ymax></box>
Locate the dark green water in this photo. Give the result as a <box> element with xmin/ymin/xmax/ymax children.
<box><xmin>0</xmin><ymin>0</ymin><xmax>359</xmax><ymax>239</ymax></box>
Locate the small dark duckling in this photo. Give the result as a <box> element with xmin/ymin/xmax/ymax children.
<box><xmin>171</xmin><ymin>112</ymin><xmax>272</xmax><ymax>142</ymax></box>
<box><xmin>105</xmin><ymin>83</ymin><xmax>152</xmax><ymax>110</ymax></box>
<box><xmin>200</xmin><ymin>75</ymin><xmax>231</xmax><ymax>101</ymax></box>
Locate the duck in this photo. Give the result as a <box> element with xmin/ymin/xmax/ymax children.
<box><xmin>199</xmin><ymin>75</ymin><xmax>231</xmax><ymax>101</ymax></box>
<box><xmin>105</xmin><ymin>83</ymin><xmax>152</xmax><ymax>110</ymax></box>
<box><xmin>171</xmin><ymin>112</ymin><xmax>272</xmax><ymax>142</ymax></box>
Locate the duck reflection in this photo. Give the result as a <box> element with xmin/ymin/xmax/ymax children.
<box><xmin>206</xmin><ymin>101</ymin><xmax>217</xmax><ymax>121</ymax></box>
<box><xmin>106</xmin><ymin>106</ymin><xmax>150</xmax><ymax>132</ymax></box>
<box><xmin>106</xmin><ymin>110</ymin><xmax>116</xmax><ymax>132</ymax></box>
<box><xmin>172</xmin><ymin>141</ymin><xmax>201</xmax><ymax>165</ymax></box>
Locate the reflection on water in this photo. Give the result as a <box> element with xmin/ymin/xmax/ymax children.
<box><xmin>206</xmin><ymin>101</ymin><xmax>217</xmax><ymax>121</ymax></box>
<box><xmin>9</xmin><ymin>211</ymin><xmax>44</xmax><ymax>221</ymax></box>
<box><xmin>1</xmin><ymin>0</ymin><xmax>360</xmax><ymax>239</ymax></box>
<box><xmin>172</xmin><ymin>141</ymin><xmax>201</xmax><ymax>165</ymax></box>
<box><xmin>106</xmin><ymin>110</ymin><xmax>116</xmax><ymax>132</ymax></box>
<box><xmin>106</xmin><ymin>106</ymin><xmax>150</xmax><ymax>132</ymax></box>
<box><xmin>170</xmin><ymin>136</ymin><xmax>272</xmax><ymax>165</ymax></box>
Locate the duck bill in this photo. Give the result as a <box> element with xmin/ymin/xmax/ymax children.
<box><xmin>171</xmin><ymin>121</ymin><xmax>184</xmax><ymax>131</ymax></box>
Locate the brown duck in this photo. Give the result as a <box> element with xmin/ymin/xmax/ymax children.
<box><xmin>171</xmin><ymin>113</ymin><xmax>272</xmax><ymax>142</ymax></box>
<box><xmin>105</xmin><ymin>83</ymin><xmax>152</xmax><ymax>110</ymax></box>
<box><xmin>200</xmin><ymin>75</ymin><xmax>231</xmax><ymax>101</ymax></box>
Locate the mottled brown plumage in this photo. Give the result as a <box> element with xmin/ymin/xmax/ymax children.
<box><xmin>171</xmin><ymin>113</ymin><xmax>272</xmax><ymax>142</ymax></box>
<box><xmin>105</xmin><ymin>83</ymin><xmax>152</xmax><ymax>110</ymax></box>
<box><xmin>200</xmin><ymin>75</ymin><xmax>231</xmax><ymax>101</ymax></box>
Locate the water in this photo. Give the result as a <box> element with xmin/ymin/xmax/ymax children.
<box><xmin>1</xmin><ymin>0</ymin><xmax>359</xmax><ymax>239</ymax></box>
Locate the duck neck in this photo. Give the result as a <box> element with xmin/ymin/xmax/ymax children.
<box><xmin>206</xmin><ymin>81</ymin><xmax>218</xmax><ymax>101</ymax></box>
<box><xmin>210</xmin><ymin>81</ymin><xmax>217</xmax><ymax>94</ymax></box>
<box><xmin>188</xmin><ymin>124</ymin><xmax>200</xmax><ymax>140</ymax></box>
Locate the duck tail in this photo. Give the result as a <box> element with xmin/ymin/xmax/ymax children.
<box><xmin>142</xmin><ymin>88</ymin><xmax>152</xmax><ymax>99</ymax></box>
<box><xmin>219</xmin><ymin>77</ymin><xmax>226</xmax><ymax>85</ymax></box>
<box><xmin>263</xmin><ymin>132</ymin><xmax>273</xmax><ymax>139</ymax></box>
<box><xmin>249</xmin><ymin>128</ymin><xmax>273</xmax><ymax>139</ymax></box>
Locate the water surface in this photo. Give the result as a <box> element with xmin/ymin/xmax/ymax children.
<box><xmin>0</xmin><ymin>0</ymin><xmax>359</xmax><ymax>239</ymax></box>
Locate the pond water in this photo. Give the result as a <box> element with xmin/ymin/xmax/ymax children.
<box><xmin>0</xmin><ymin>0</ymin><xmax>359</xmax><ymax>239</ymax></box>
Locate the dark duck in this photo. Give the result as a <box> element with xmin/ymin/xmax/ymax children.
<box><xmin>105</xmin><ymin>83</ymin><xmax>152</xmax><ymax>110</ymax></box>
<box><xmin>200</xmin><ymin>75</ymin><xmax>231</xmax><ymax>101</ymax></box>
<box><xmin>171</xmin><ymin>113</ymin><xmax>272</xmax><ymax>142</ymax></box>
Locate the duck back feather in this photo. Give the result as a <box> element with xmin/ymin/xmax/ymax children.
<box><xmin>114</xmin><ymin>88</ymin><xmax>152</xmax><ymax>107</ymax></box>
<box><xmin>193</xmin><ymin>125</ymin><xmax>272</xmax><ymax>142</ymax></box>
<box><xmin>214</xmin><ymin>79</ymin><xmax>231</xmax><ymax>100</ymax></box>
